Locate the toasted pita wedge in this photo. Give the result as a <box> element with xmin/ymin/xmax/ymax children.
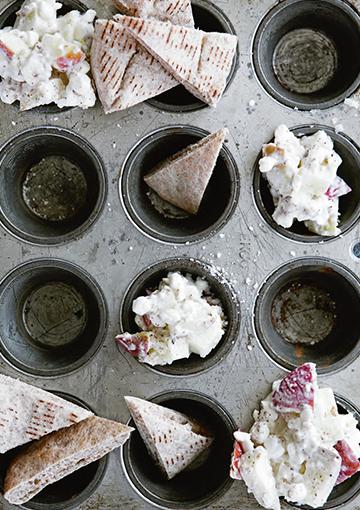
<box><xmin>118</xmin><ymin>16</ymin><xmax>238</xmax><ymax>106</ymax></box>
<box><xmin>144</xmin><ymin>128</ymin><xmax>227</xmax><ymax>214</ymax></box>
<box><xmin>113</xmin><ymin>0</ymin><xmax>194</xmax><ymax>26</ymax></box>
<box><xmin>125</xmin><ymin>396</ymin><xmax>213</xmax><ymax>479</ymax></box>
<box><xmin>91</xmin><ymin>0</ymin><xmax>194</xmax><ymax>113</ymax></box>
<box><xmin>4</xmin><ymin>416</ymin><xmax>134</xmax><ymax>505</ymax></box>
<box><xmin>0</xmin><ymin>374</ymin><xmax>92</xmax><ymax>454</ymax></box>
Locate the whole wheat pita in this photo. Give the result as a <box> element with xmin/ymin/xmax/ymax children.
<box><xmin>144</xmin><ymin>128</ymin><xmax>227</xmax><ymax>214</ymax></box>
<box><xmin>0</xmin><ymin>374</ymin><xmax>92</xmax><ymax>454</ymax></box>
<box><xmin>118</xmin><ymin>15</ymin><xmax>238</xmax><ymax>106</ymax></box>
<box><xmin>113</xmin><ymin>0</ymin><xmax>194</xmax><ymax>26</ymax></box>
<box><xmin>91</xmin><ymin>0</ymin><xmax>194</xmax><ymax>113</ymax></box>
<box><xmin>125</xmin><ymin>396</ymin><xmax>213</xmax><ymax>479</ymax></box>
<box><xmin>4</xmin><ymin>416</ymin><xmax>134</xmax><ymax>505</ymax></box>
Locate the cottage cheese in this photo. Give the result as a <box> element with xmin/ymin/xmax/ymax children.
<box><xmin>0</xmin><ymin>0</ymin><xmax>96</xmax><ymax>110</ymax></box>
<box><xmin>116</xmin><ymin>272</ymin><xmax>225</xmax><ymax>366</ymax></box>
<box><xmin>259</xmin><ymin>125</ymin><xmax>351</xmax><ymax>236</ymax></box>
<box><xmin>230</xmin><ymin>363</ymin><xmax>360</xmax><ymax>509</ymax></box>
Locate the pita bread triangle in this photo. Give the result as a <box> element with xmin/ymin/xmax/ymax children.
<box><xmin>144</xmin><ymin>128</ymin><xmax>227</xmax><ymax>214</ymax></box>
<box><xmin>4</xmin><ymin>416</ymin><xmax>134</xmax><ymax>505</ymax></box>
<box><xmin>91</xmin><ymin>0</ymin><xmax>194</xmax><ymax>113</ymax></box>
<box><xmin>125</xmin><ymin>396</ymin><xmax>213</xmax><ymax>479</ymax></box>
<box><xmin>113</xmin><ymin>0</ymin><xmax>194</xmax><ymax>26</ymax></box>
<box><xmin>0</xmin><ymin>373</ymin><xmax>93</xmax><ymax>454</ymax></box>
<box><xmin>118</xmin><ymin>15</ymin><xmax>238</xmax><ymax>106</ymax></box>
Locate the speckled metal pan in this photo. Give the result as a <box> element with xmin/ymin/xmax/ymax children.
<box><xmin>118</xmin><ymin>257</ymin><xmax>240</xmax><ymax>377</ymax></box>
<box><xmin>0</xmin><ymin>127</ymin><xmax>107</xmax><ymax>245</ymax></box>
<box><xmin>0</xmin><ymin>392</ymin><xmax>108</xmax><ymax>510</ymax></box>
<box><xmin>147</xmin><ymin>0</ymin><xmax>239</xmax><ymax>113</ymax></box>
<box><xmin>0</xmin><ymin>258</ymin><xmax>108</xmax><ymax>377</ymax></box>
<box><xmin>253</xmin><ymin>257</ymin><xmax>360</xmax><ymax>375</ymax></box>
<box><xmin>121</xmin><ymin>390</ymin><xmax>236</xmax><ymax>510</ymax></box>
<box><xmin>253</xmin><ymin>124</ymin><xmax>360</xmax><ymax>243</ymax></box>
<box><xmin>252</xmin><ymin>0</ymin><xmax>360</xmax><ymax>110</ymax></box>
<box><xmin>120</xmin><ymin>125</ymin><xmax>240</xmax><ymax>245</ymax></box>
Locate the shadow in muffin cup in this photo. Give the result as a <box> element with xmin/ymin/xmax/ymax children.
<box><xmin>120</xmin><ymin>125</ymin><xmax>240</xmax><ymax>245</ymax></box>
<box><xmin>0</xmin><ymin>392</ymin><xmax>108</xmax><ymax>510</ymax></box>
<box><xmin>121</xmin><ymin>390</ymin><xmax>236</xmax><ymax>510</ymax></box>
<box><xmin>252</xmin><ymin>0</ymin><xmax>360</xmax><ymax>110</ymax></box>
<box><xmin>253</xmin><ymin>257</ymin><xmax>360</xmax><ymax>375</ymax></box>
<box><xmin>0</xmin><ymin>126</ymin><xmax>107</xmax><ymax>245</ymax></box>
<box><xmin>0</xmin><ymin>258</ymin><xmax>108</xmax><ymax>378</ymax></box>
<box><xmin>146</xmin><ymin>0</ymin><xmax>239</xmax><ymax>113</ymax></box>
<box><xmin>253</xmin><ymin>125</ymin><xmax>360</xmax><ymax>243</ymax></box>
<box><xmin>287</xmin><ymin>393</ymin><xmax>360</xmax><ymax>509</ymax></box>
<box><xmin>0</xmin><ymin>0</ymin><xmax>89</xmax><ymax>114</ymax></box>
<box><xmin>118</xmin><ymin>257</ymin><xmax>241</xmax><ymax>377</ymax></box>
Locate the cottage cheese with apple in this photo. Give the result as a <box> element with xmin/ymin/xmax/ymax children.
<box><xmin>0</xmin><ymin>0</ymin><xmax>96</xmax><ymax>110</ymax></box>
<box><xmin>259</xmin><ymin>125</ymin><xmax>351</xmax><ymax>236</ymax></box>
<box><xmin>230</xmin><ymin>363</ymin><xmax>360</xmax><ymax>509</ymax></box>
<box><xmin>116</xmin><ymin>271</ymin><xmax>225</xmax><ymax>366</ymax></box>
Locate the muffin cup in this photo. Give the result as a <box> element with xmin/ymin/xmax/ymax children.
<box><xmin>287</xmin><ymin>393</ymin><xmax>360</xmax><ymax>509</ymax></box>
<box><xmin>147</xmin><ymin>0</ymin><xmax>239</xmax><ymax>113</ymax></box>
<box><xmin>253</xmin><ymin>257</ymin><xmax>360</xmax><ymax>375</ymax></box>
<box><xmin>0</xmin><ymin>258</ymin><xmax>108</xmax><ymax>378</ymax></box>
<box><xmin>0</xmin><ymin>0</ymin><xmax>89</xmax><ymax>114</ymax></box>
<box><xmin>120</xmin><ymin>125</ymin><xmax>240</xmax><ymax>245</ymax></box>
<box><xmin>118</xmin><ymin>257</ymin><xmax>241</xmax><ymax>377</ymax></box>
<box><xmin>0</xmin><ymin>127</ymin><xmax>107</xmax><ymax>245</ymax></box>
<box><xmin>253</xmin><ymin>125</ymin><xmax>360</xmax><ymax>243</ymax></box>
<box><xmin>252</xmin><ymin>0</ymin><xmax>360</xmax><ymax>110</ymax></box>
<box><xmin>0</xmin><ymin>392</ymin><xmax>108</xmax><ymax>510</ymax></box>
<box><xmin>121</xmin><ymin>390</ymin><xmax>236</xmax><ymax>509</ymax></box>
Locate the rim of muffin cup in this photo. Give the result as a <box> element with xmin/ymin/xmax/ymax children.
<box><xmin>120</xmin><ymin>389</ymin><xmax>236</xmax><ymax>510</ymax></box>
<box><xmin>286</xmin><ymin>393</ymin><xmax>360</xmax><ymax>509</ymax></box>
<box><xmin>253</xmin><ymin>257</ymin><xmax>360</xmax><ymax>376</ymax></box>
<box><xmin>0</xmin><ymin>126</ymin><xmax>107</xmax><ymax>246</ymax></box>
<box><xmin>0</xmin><ymin>258</ymin><xmax>108</xmax><ymax>378</ymax></box>
<box><xmin>0</xmin><ymin>392</ymin><xmax>108</xmax><ymax>510</ymax></box>
<box><xmin>118</xmin><ymin>257</ymin><xmax>241</xmax><ymax>377</ymax></box>
<box><xmin>251</xmin><ymin>0</ymin><xmax>360</xmax><ymax>111</ymax></box>
<box><xmin>119</xmin><ymin>125</ymin><xmax>240</xmax><ymax>245</ymax></box>
<box><xmin>0</xmin><ymin>0</ymin><xmax>89</xmax><ymax>115</ymax></box>
<box><xmin>146</xmin><ymin>0</ymin><xmax>239</xmax><ymax>113</ymax></box>
<box><xmin>253</xmin><ymin>124</ymin><xmax>360</xmax><ymax>244</ymax></box>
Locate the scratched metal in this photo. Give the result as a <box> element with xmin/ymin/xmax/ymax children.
<box><xmin>0</xmin><ymin>0</ymin><xmax>360</xmax><ymax>509</ymax></box>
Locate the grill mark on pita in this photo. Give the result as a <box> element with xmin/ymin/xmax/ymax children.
<box><xmin>100</xmin><ymin>54</ymin><xmax>112</xmax><ymax>74</ymax></box>
<box><xmin>100</xmin><ymin>21</ymin><xmax>109</xmax><ymax>40</ymax></box>
<box><xmin>167</xmin><ymin>0</ymin><xmax>181</xmax><ymax>15</ymax></box>
<box><xmin>104</xmin><ymin>58</ymin><xmax>117</xmax><ymax>82</ymax></box>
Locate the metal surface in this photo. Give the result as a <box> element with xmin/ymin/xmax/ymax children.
<box><xmin>0</xmin><ymin>0</ymin><xmax>359</xmax><ymax>508</ymax></box>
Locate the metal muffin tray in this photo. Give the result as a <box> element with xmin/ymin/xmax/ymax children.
<box><xmin>0</xmin><ymin>0</ymin><xmax>359</xmax><ymax>508</ymax></box>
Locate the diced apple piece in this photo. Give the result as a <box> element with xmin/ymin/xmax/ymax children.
<box><xmin>230</xmin><ymin>438</ymin><xmax>244</xmax><ymax>480</ymax></box>
<box><xmin>334</xmin><ymin>440</ymin><xmax>360</xmax><ymax>485</ymax></box>
<box><xmin>115</xmin><ymin>332</ymin><xmax>150</xmax><ymax>359</ymax></box>
<box><xmin>56</xmin><ymin>50</ymin><xmax>84</xmax><ymax>72</ymax></box>
<box><xmin>0</xmin><ymin>40</ymin><xmax>14</xmax><ymax>59</ymax></box>
<box><xmin>325</xmin><ymin>176</ymin><xmax>352</xmax><ymax>200</ymax></box>
<box><xmin>272</xmin><ymin>363</ymin><xmax>317</xmax><ymax>413</ymax></box>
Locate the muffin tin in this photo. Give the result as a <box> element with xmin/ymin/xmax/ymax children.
<box><xmin>0</xmin><ymin>0</ymin><xmax>359</xmax><ymax>508</ymax></box>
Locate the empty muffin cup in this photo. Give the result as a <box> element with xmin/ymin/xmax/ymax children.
<box><xmin>119</xmin><ymin>257</ymin><xmax>240</xmax><ymax>377</ymax></box>
<box><xmin>252</xmin><ymin>0</ymin><xmax>360</xmax><ymax>110</ymax></box>
<box><xmin>0</xmin><ymin>392</ymin><xmax>108</xmax><ymax>510</ymax></box>
<box><xmin>0</xmin><ymin>258</ymin><xmax>108</xmax><ymax>377</ymax></box>
<box><xmin>0</xmin><ymin>0</ymin><xmax>88</xmax><ymax>114</ymax></box>
<box><xmin>0</xmin><ymin>127</ymin><xmax>107</xmax><ymax>245</ymax></box>
<box><xmin>288</xmin><ymin>393</ymin><xmax>360</xmax><ymax>509</ymax></box>
<box><xmin>253</xmin><ymin>125</ymin><xmax>360</xmax><ymax>243</ymax></box>
<box><xmin>121</xmin><ymin>390</ymin><xmax>236</xmax><ymax>509</ymax></box>
<box><xmin>120</xmin><ymin>125</ymin><xmax>240</xmax><ymax>245</ymax></box>
<box><xmin>253</xmin><ymin>257</ymin><xmax>360</xmax><ymax>375</ymax></box>
<box><xmin>147</xmin><ymin>0</ymin><xmax>239</xmax><ymax>113</ymax></box>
